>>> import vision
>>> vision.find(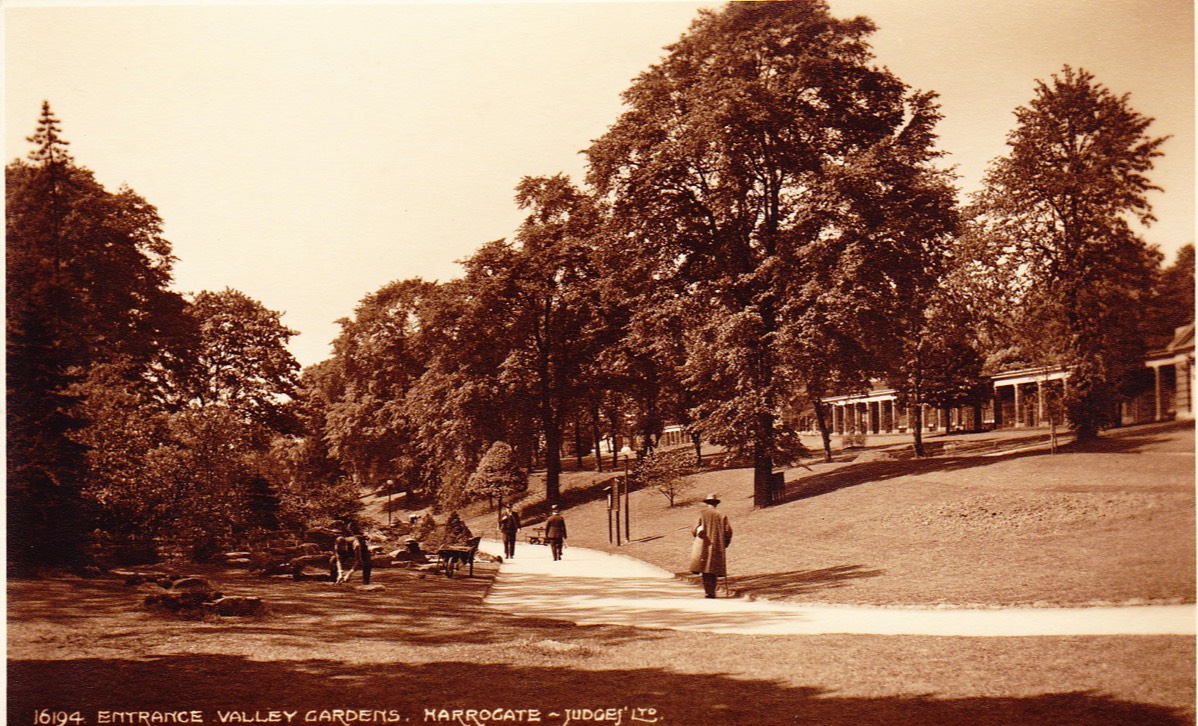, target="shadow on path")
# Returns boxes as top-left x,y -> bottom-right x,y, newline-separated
9,654 -> 1191,726
726,565 -> 884,598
